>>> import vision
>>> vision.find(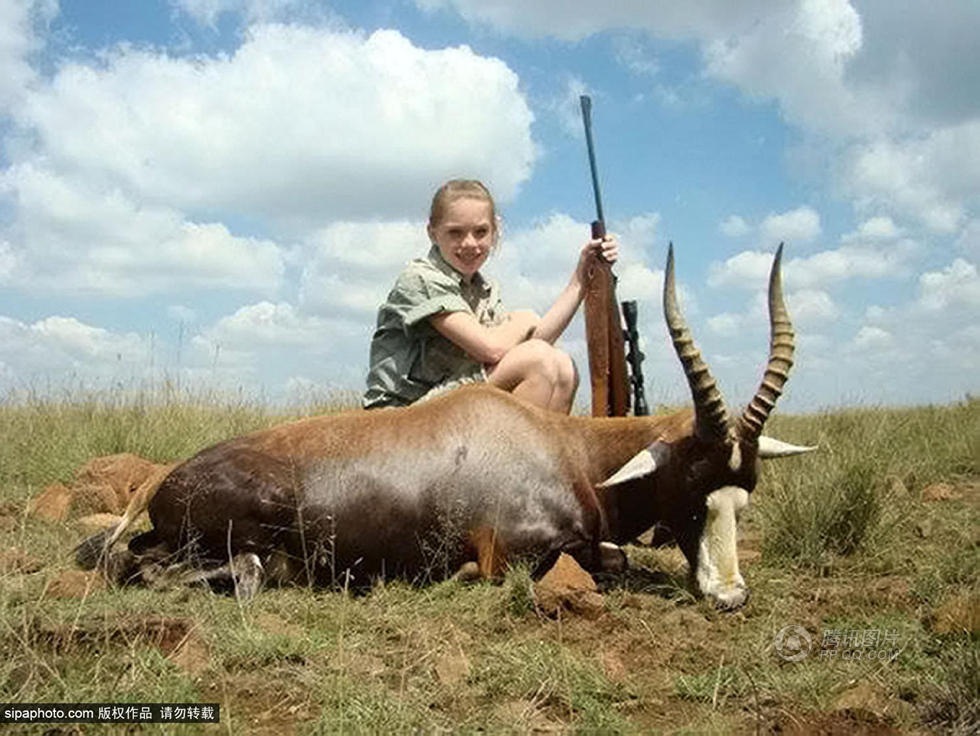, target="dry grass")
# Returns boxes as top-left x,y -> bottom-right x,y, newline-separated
1,390 -> 977,733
